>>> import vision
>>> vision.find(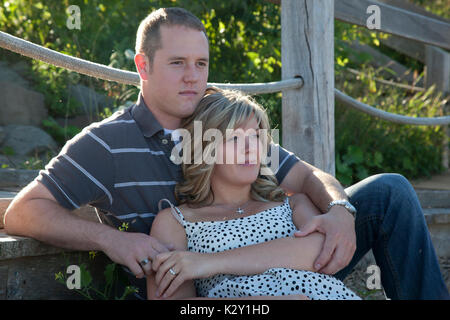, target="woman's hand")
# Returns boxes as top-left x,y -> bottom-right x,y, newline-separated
152,250 -> 217,298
